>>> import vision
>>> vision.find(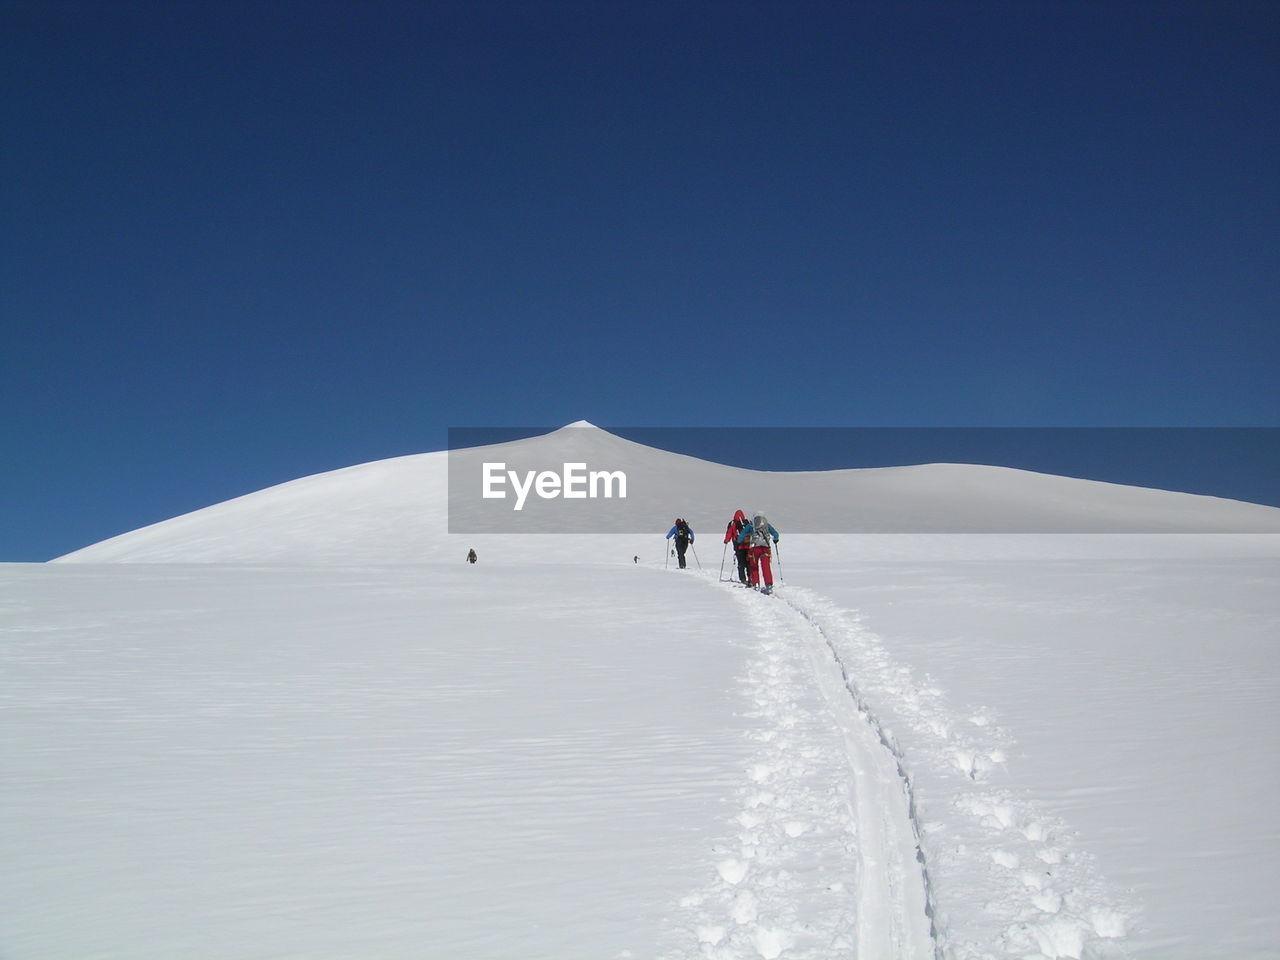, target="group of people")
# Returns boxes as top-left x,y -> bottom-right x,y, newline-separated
722,509 -> 779,594
666,510 -> 780,594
